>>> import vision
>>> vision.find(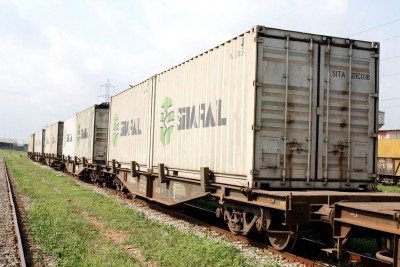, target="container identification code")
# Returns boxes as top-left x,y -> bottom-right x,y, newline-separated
332,70 -> 370,80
